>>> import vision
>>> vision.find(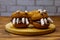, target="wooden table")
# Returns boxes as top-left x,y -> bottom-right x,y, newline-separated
0,16 -> 60,40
